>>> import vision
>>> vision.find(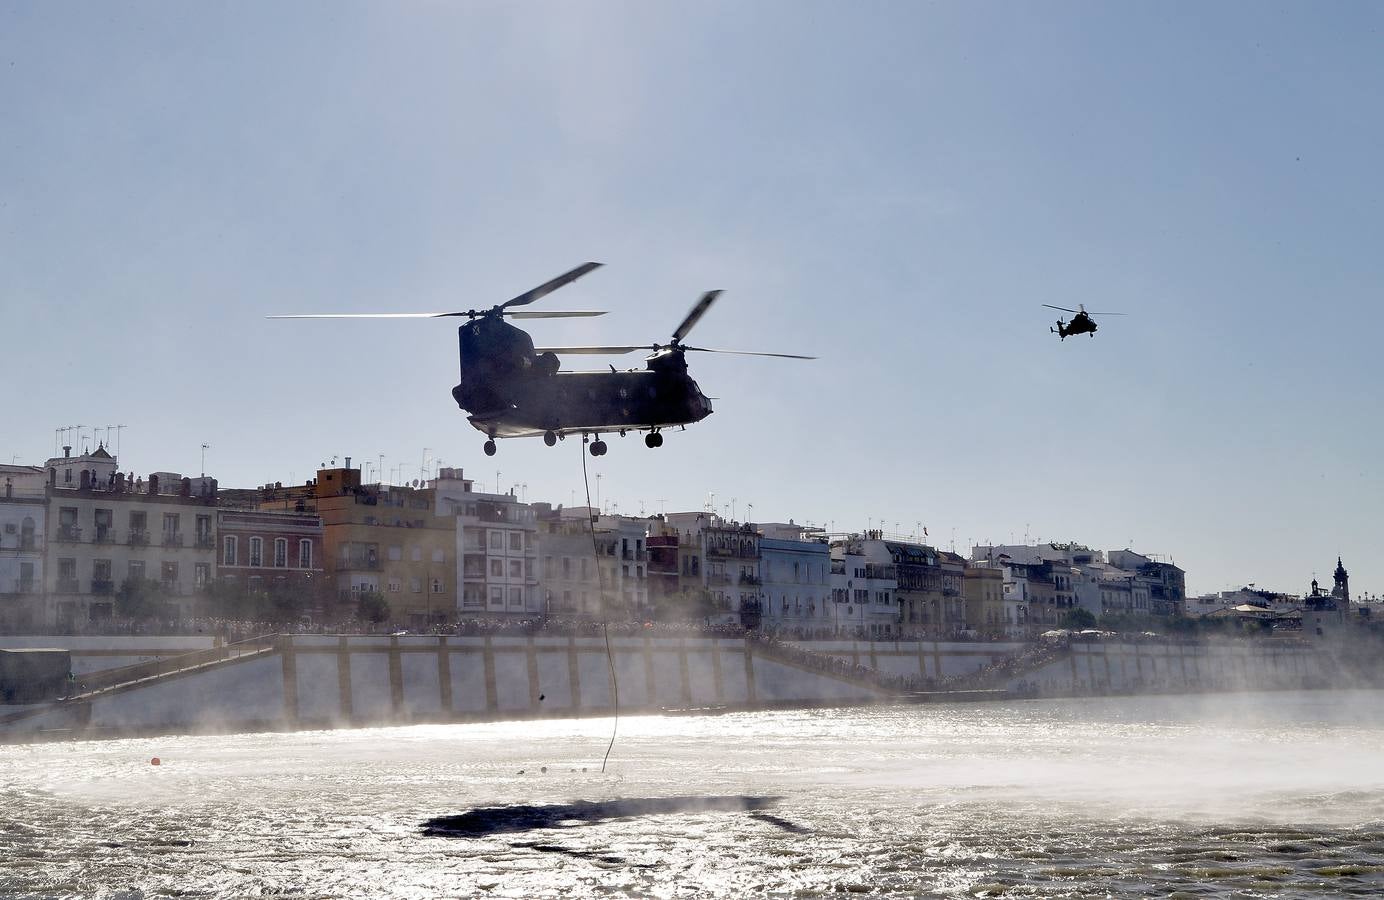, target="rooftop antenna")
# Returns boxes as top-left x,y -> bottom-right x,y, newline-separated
658,498 -> 667,516
595,473 -> 602,513
110,425 -> 126,459
201,442 -> 209,477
